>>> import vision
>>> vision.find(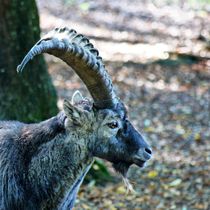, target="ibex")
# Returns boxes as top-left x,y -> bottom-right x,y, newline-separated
0,27 -> 152,210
